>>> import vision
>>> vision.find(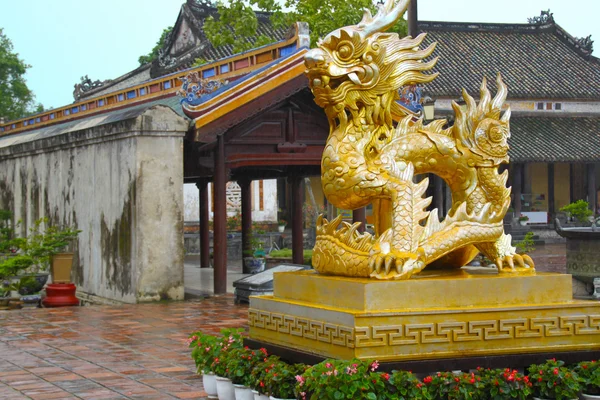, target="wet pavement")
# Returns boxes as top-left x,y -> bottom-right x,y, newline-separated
0,296 -> 247,399
0,243 -> 568,399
